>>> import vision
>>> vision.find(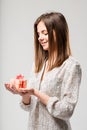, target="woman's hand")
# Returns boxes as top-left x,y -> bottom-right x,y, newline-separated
18,88 -> 35,105
5,83 -> 19,94
4,83 -> 34,96
4,83 -> 34,105
4,74 -> 27,95
5,83 -> 50,106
